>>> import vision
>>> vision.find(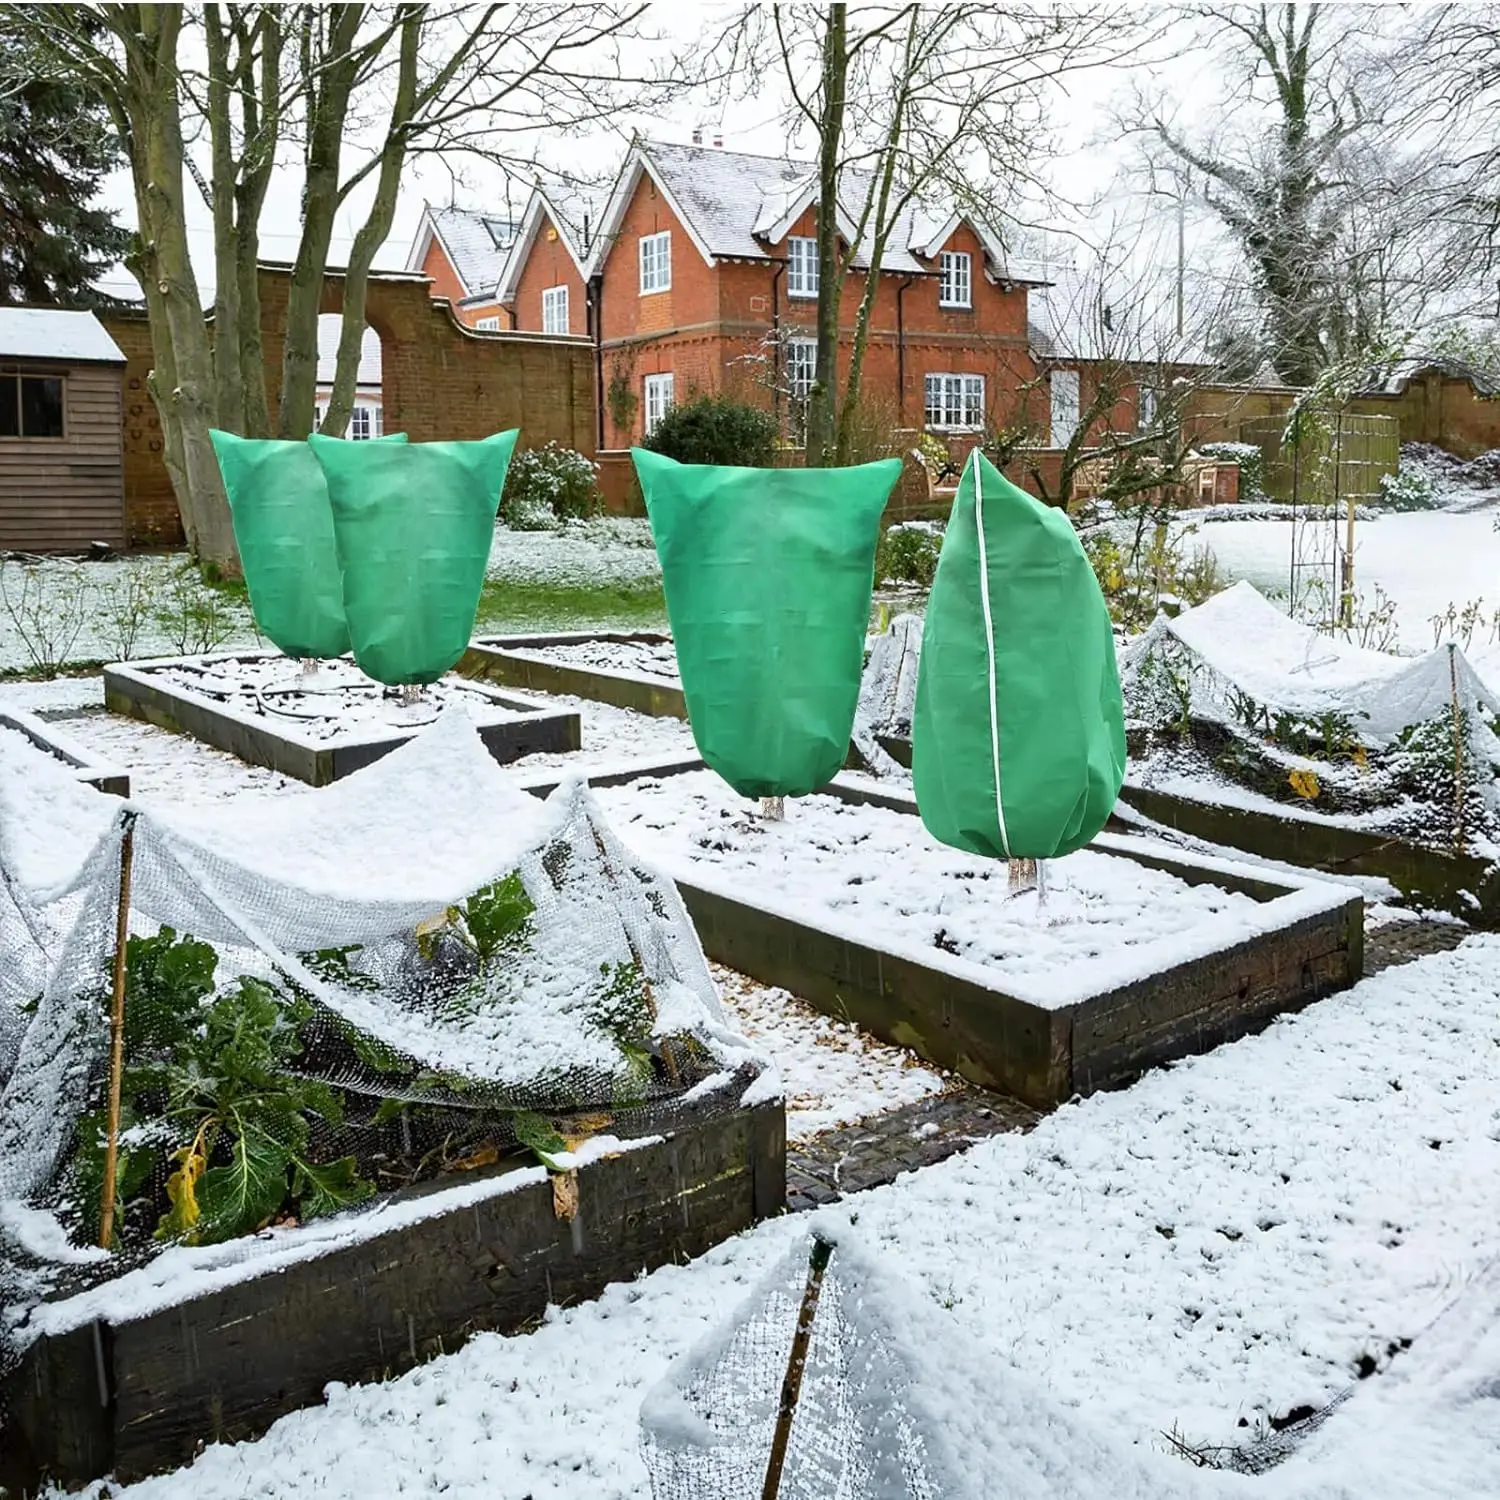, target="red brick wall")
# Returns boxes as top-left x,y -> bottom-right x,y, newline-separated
511,213 -> 588,336
102,267 -> 596,547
